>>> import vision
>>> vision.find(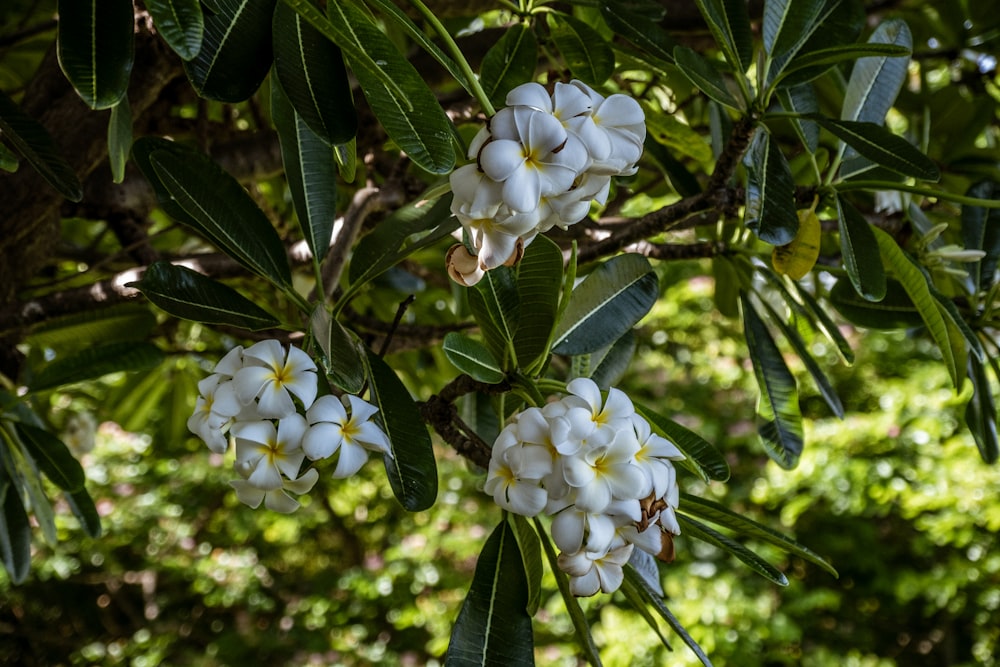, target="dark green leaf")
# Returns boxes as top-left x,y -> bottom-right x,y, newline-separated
132,137 -> 202,225
57,0 -> 134,109
965,356 -> 999,464
0,90 -> 82,201
829,277 -> 923,329
811,116 -> 939,181
601,2 -> 676,68
507,513 -> 543,616
692,0 -> 752,73
553,254 -> 658,356
29,342 -> 165,393
367,351 -> 437,512
445,520 -> 534,666
128,261 -> 280,330
841,19 -> 911,124
618,559 -> 673,650
107,97 -> 131,184
443,333 -> 505,384
513,235 -> 563,370
0,476 -> 31,584
146,0 -> 204,60
635,402 -> 730,482
183,0 -> 276,102
623,565 -> 713,667
271,76 -> 338,260
643,138 -> 702,197
786,281 -> 855,365
65,486 -> 102,538
777,84 -> 819,152
273,1 -> 357,145
26,304 -> 156,351
836,194 -> 887,301
673,46 -> 742,110
480,24 -> 538,109
679,515 -> 789,585
148,146 -> 293,287
712,255 -> 743,318
469,267 -> 521,370
776,43 -> 910,86
680,493 -> 838,576
769,0 -> 866,88
961,181 -> 1000,293
761,0 -> 826,84
13,423 -> 85,492
742,294 -> 803,469
588,330 -> 637,390
310,307 -> 367,394
0,143 -> 18,172
547,13 -> 615,86
743,131 -> 799,246
931,288 -> 983,363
